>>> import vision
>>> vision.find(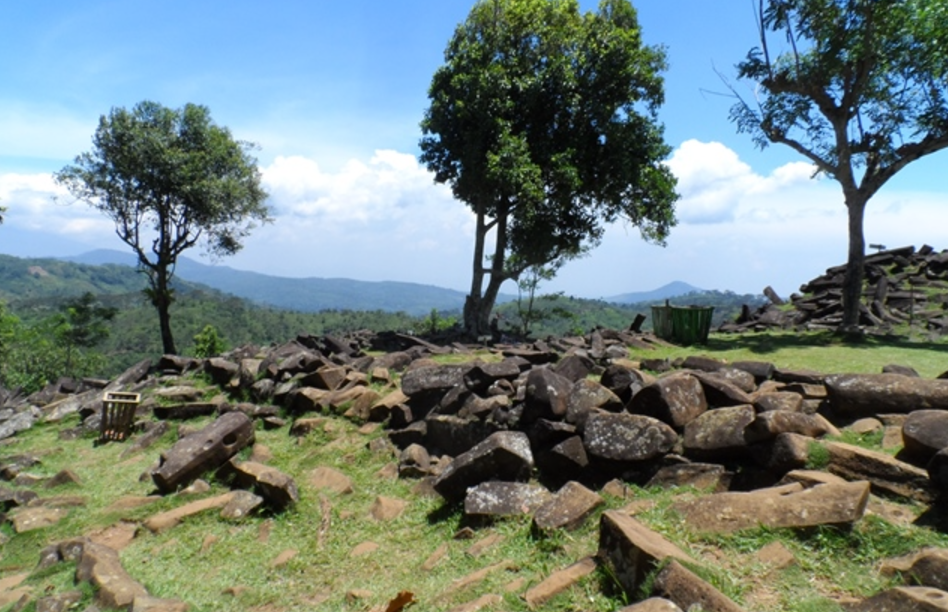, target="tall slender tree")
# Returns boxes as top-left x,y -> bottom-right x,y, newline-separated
57,101 -> 271,354
420,0 -> 678,337
730,0 -> 948,331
